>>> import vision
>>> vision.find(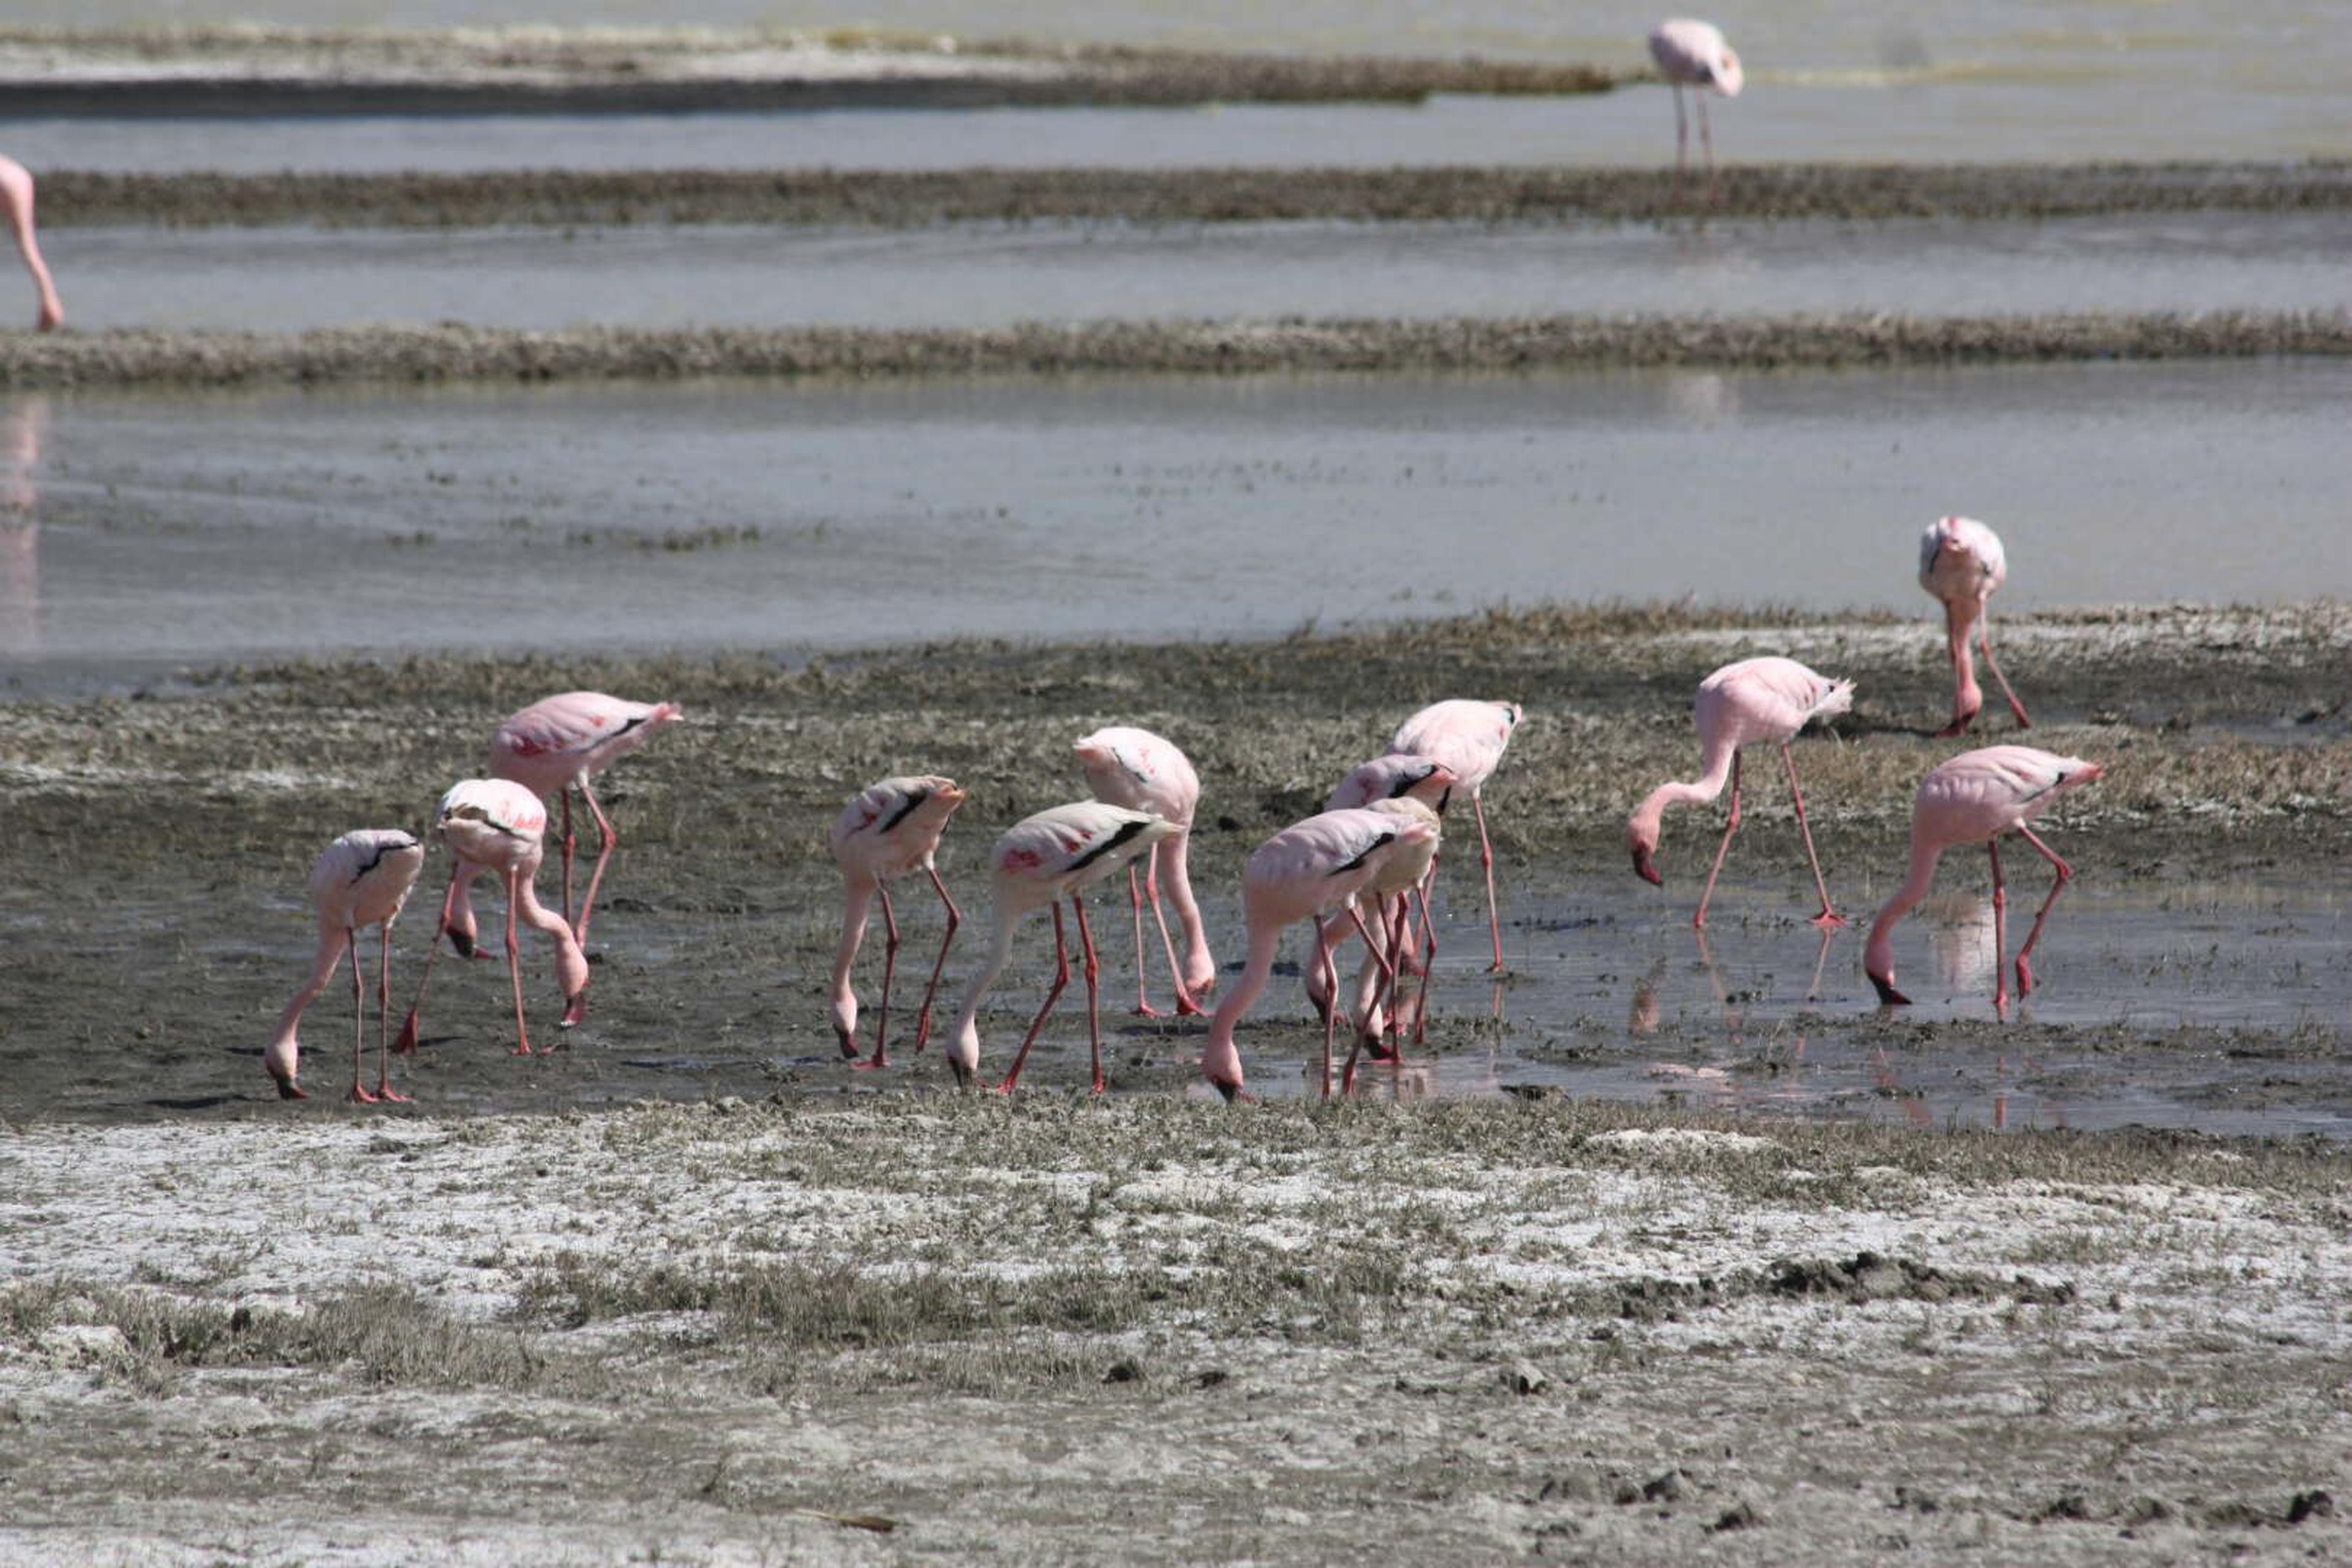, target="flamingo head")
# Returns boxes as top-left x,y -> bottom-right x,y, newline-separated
1868,968 -> 1912,1007
1711,47 -> 1743,97
947,1020 -> 980,1088
1628,819 -> 1664,886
